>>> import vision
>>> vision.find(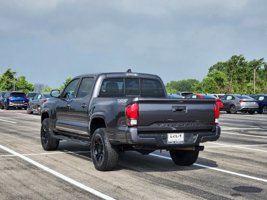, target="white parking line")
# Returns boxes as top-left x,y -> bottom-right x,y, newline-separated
221,127 -> 265,131
150,153 -> 267,184
206,143 -> 267,153
0,145 -> 115,200
0,118 -> 17,124
206,143 -> 267,148
223,132 -> 267,139
0,151 -> 91,157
